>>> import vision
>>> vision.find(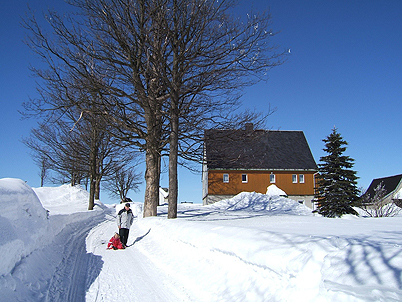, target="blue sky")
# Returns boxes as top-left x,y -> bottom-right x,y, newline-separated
1,0 -> 401,204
